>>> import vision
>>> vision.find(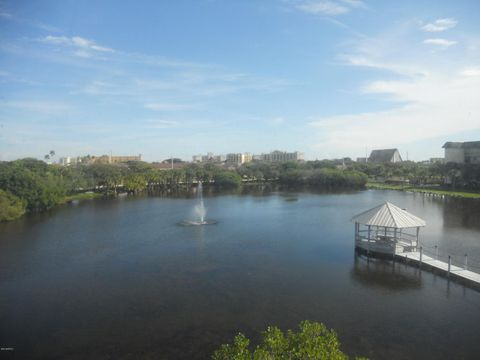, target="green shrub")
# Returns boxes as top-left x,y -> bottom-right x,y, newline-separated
213,320 -> 367,360
0,189 -> 27,221
214,171 -> 242,188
